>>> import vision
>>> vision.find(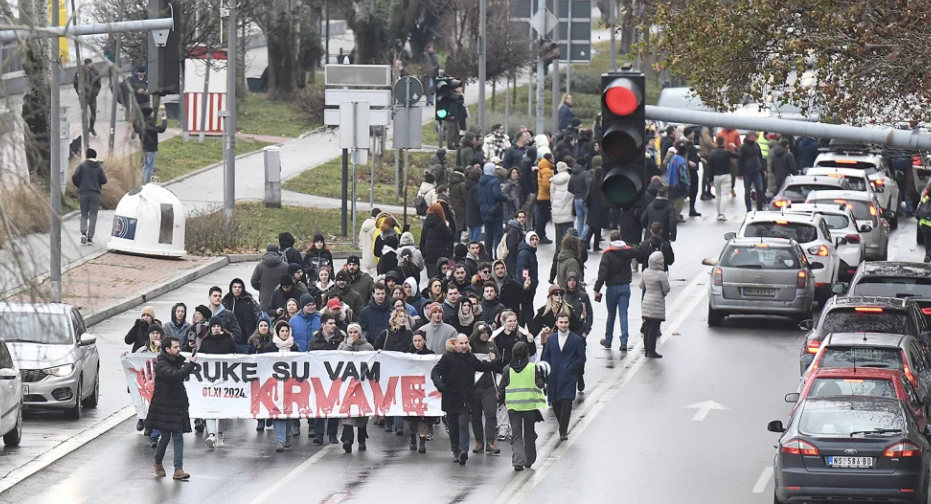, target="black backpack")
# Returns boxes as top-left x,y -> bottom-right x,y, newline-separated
414,195 -> 428,216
